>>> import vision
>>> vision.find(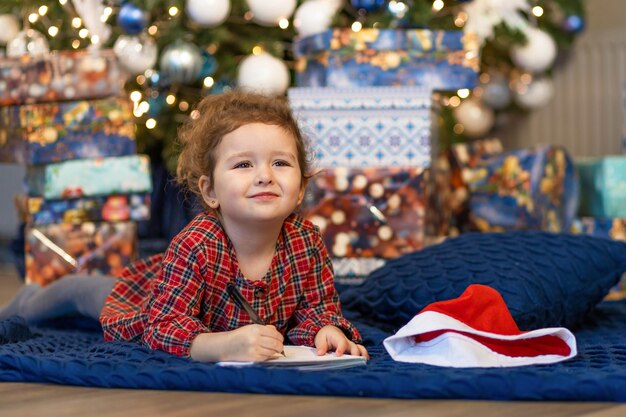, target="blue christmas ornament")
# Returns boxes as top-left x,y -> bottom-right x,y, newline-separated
117,3 -> 148,35
199,51 -> 218,78
563,15 -> 584,33
350,0 -> 387,12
